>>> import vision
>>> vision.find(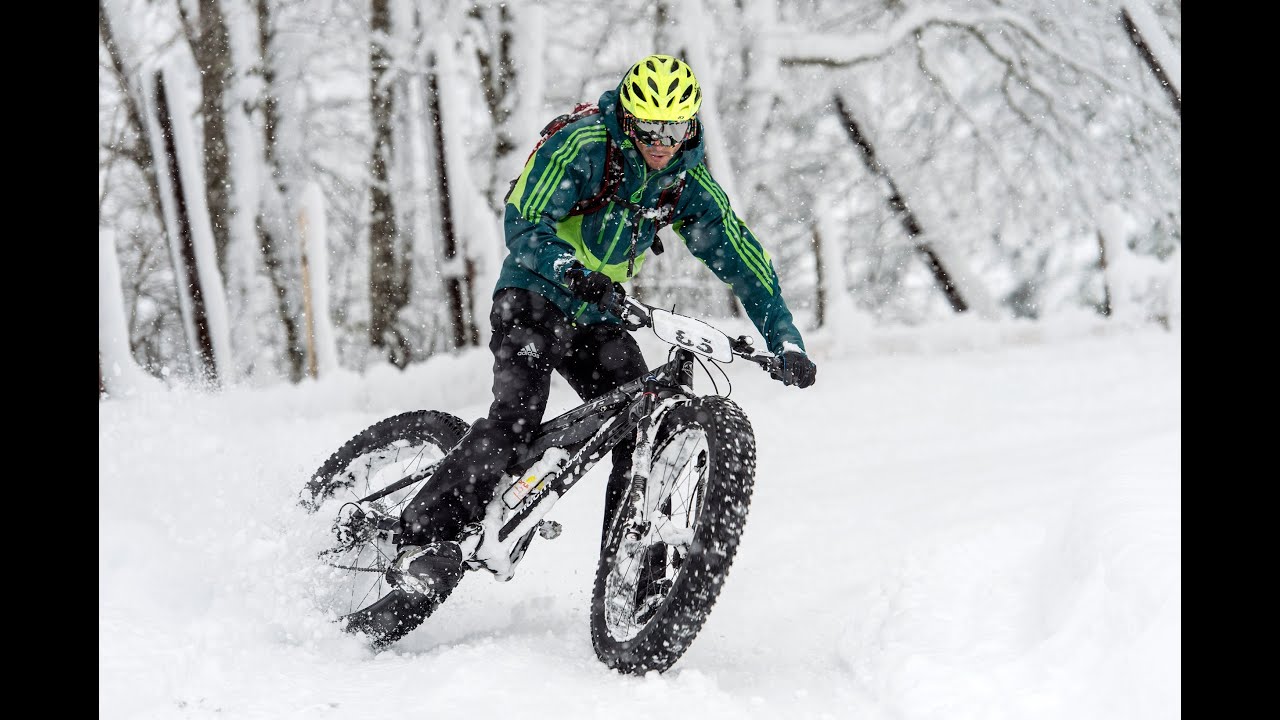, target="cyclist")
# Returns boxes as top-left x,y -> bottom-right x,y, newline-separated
348,54 -> 817,641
